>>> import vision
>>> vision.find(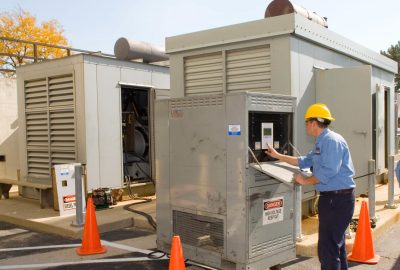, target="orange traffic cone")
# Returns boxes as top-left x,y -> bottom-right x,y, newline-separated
76,197 -> 106,255
169,235 -> 186,270
347,201 -> 380,264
